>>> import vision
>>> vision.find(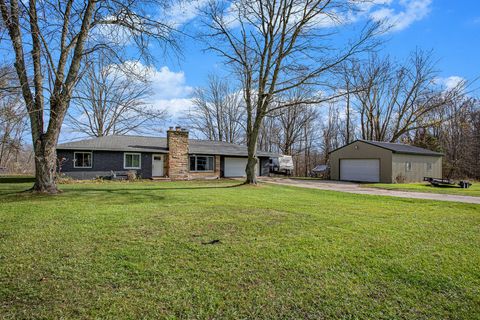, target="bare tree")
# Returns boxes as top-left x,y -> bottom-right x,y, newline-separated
320,101 -> 342,160
185,75 -> 245,143
0,65 -> 27,169
434,97 -> 480,179
67,55 -> 167,137
347,51 -> 464,142
205,0 -> 380,183
0,0 -> 176,193
258,113 -> 280,153
338,61 -> 356,143
275,89 -> 318,156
